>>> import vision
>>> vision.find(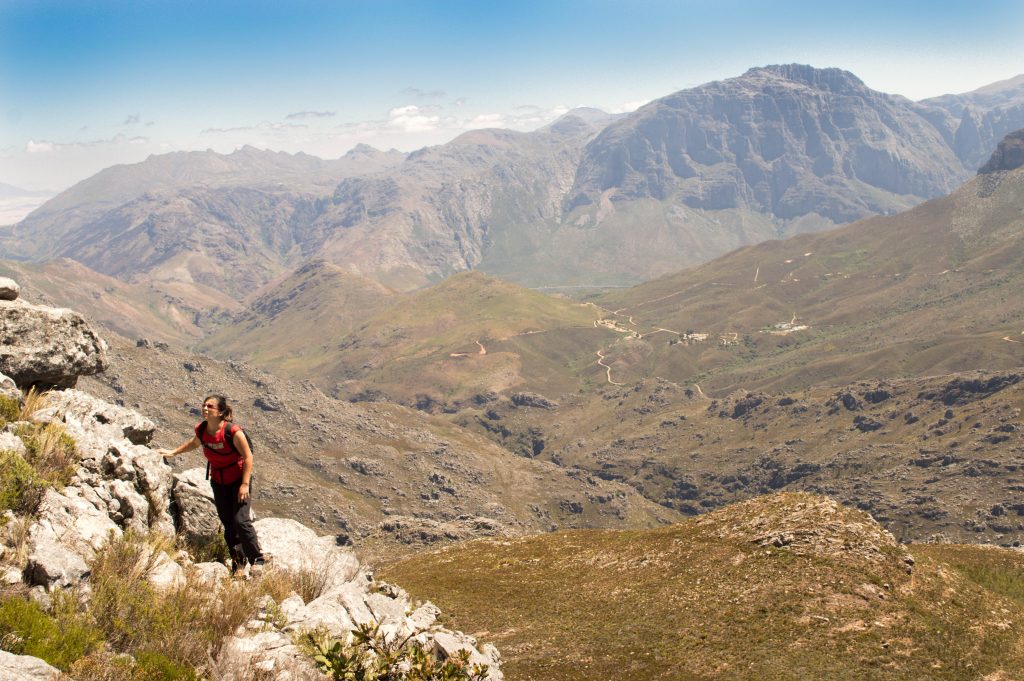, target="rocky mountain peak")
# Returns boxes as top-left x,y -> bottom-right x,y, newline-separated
742,63 -> 867,93
979,128 -> 1024,173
